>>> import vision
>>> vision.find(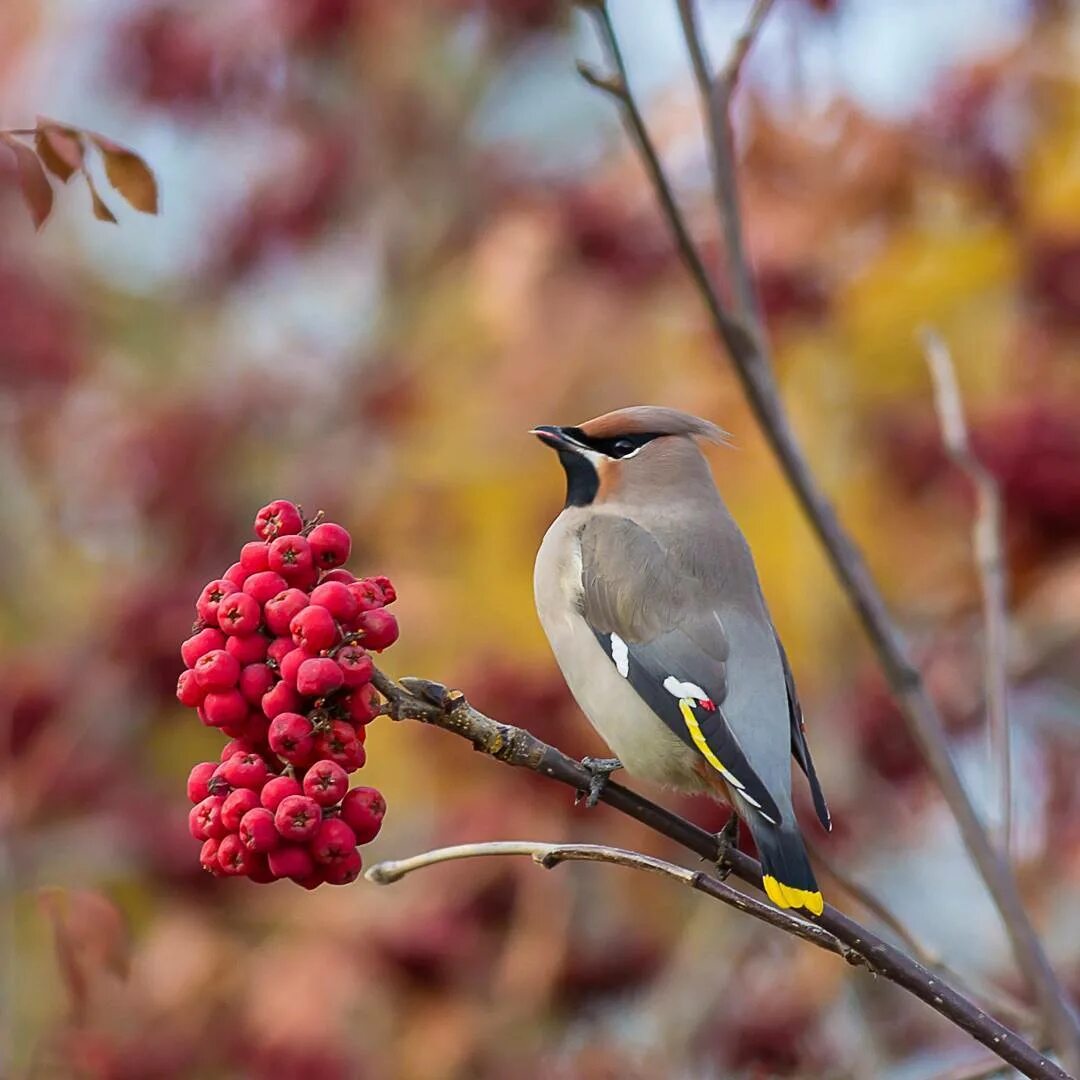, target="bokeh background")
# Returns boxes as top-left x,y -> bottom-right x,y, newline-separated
3,1 -> 1080,1076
